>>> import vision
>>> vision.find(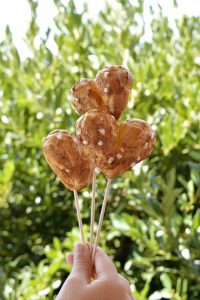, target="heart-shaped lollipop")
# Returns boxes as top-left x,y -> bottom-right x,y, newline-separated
43,129 -> 93,191
71,65 -> 133,120
76,110 -> 156,179
43,129 -> 94,243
